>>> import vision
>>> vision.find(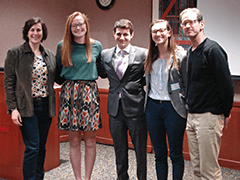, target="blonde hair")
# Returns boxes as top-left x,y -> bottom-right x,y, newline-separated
145,19 -> 178,74
61,11 -> 92,68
